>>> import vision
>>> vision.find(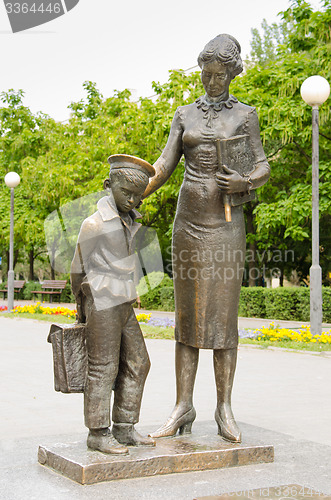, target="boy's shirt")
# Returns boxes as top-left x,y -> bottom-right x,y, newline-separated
71,190 -> 142,311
